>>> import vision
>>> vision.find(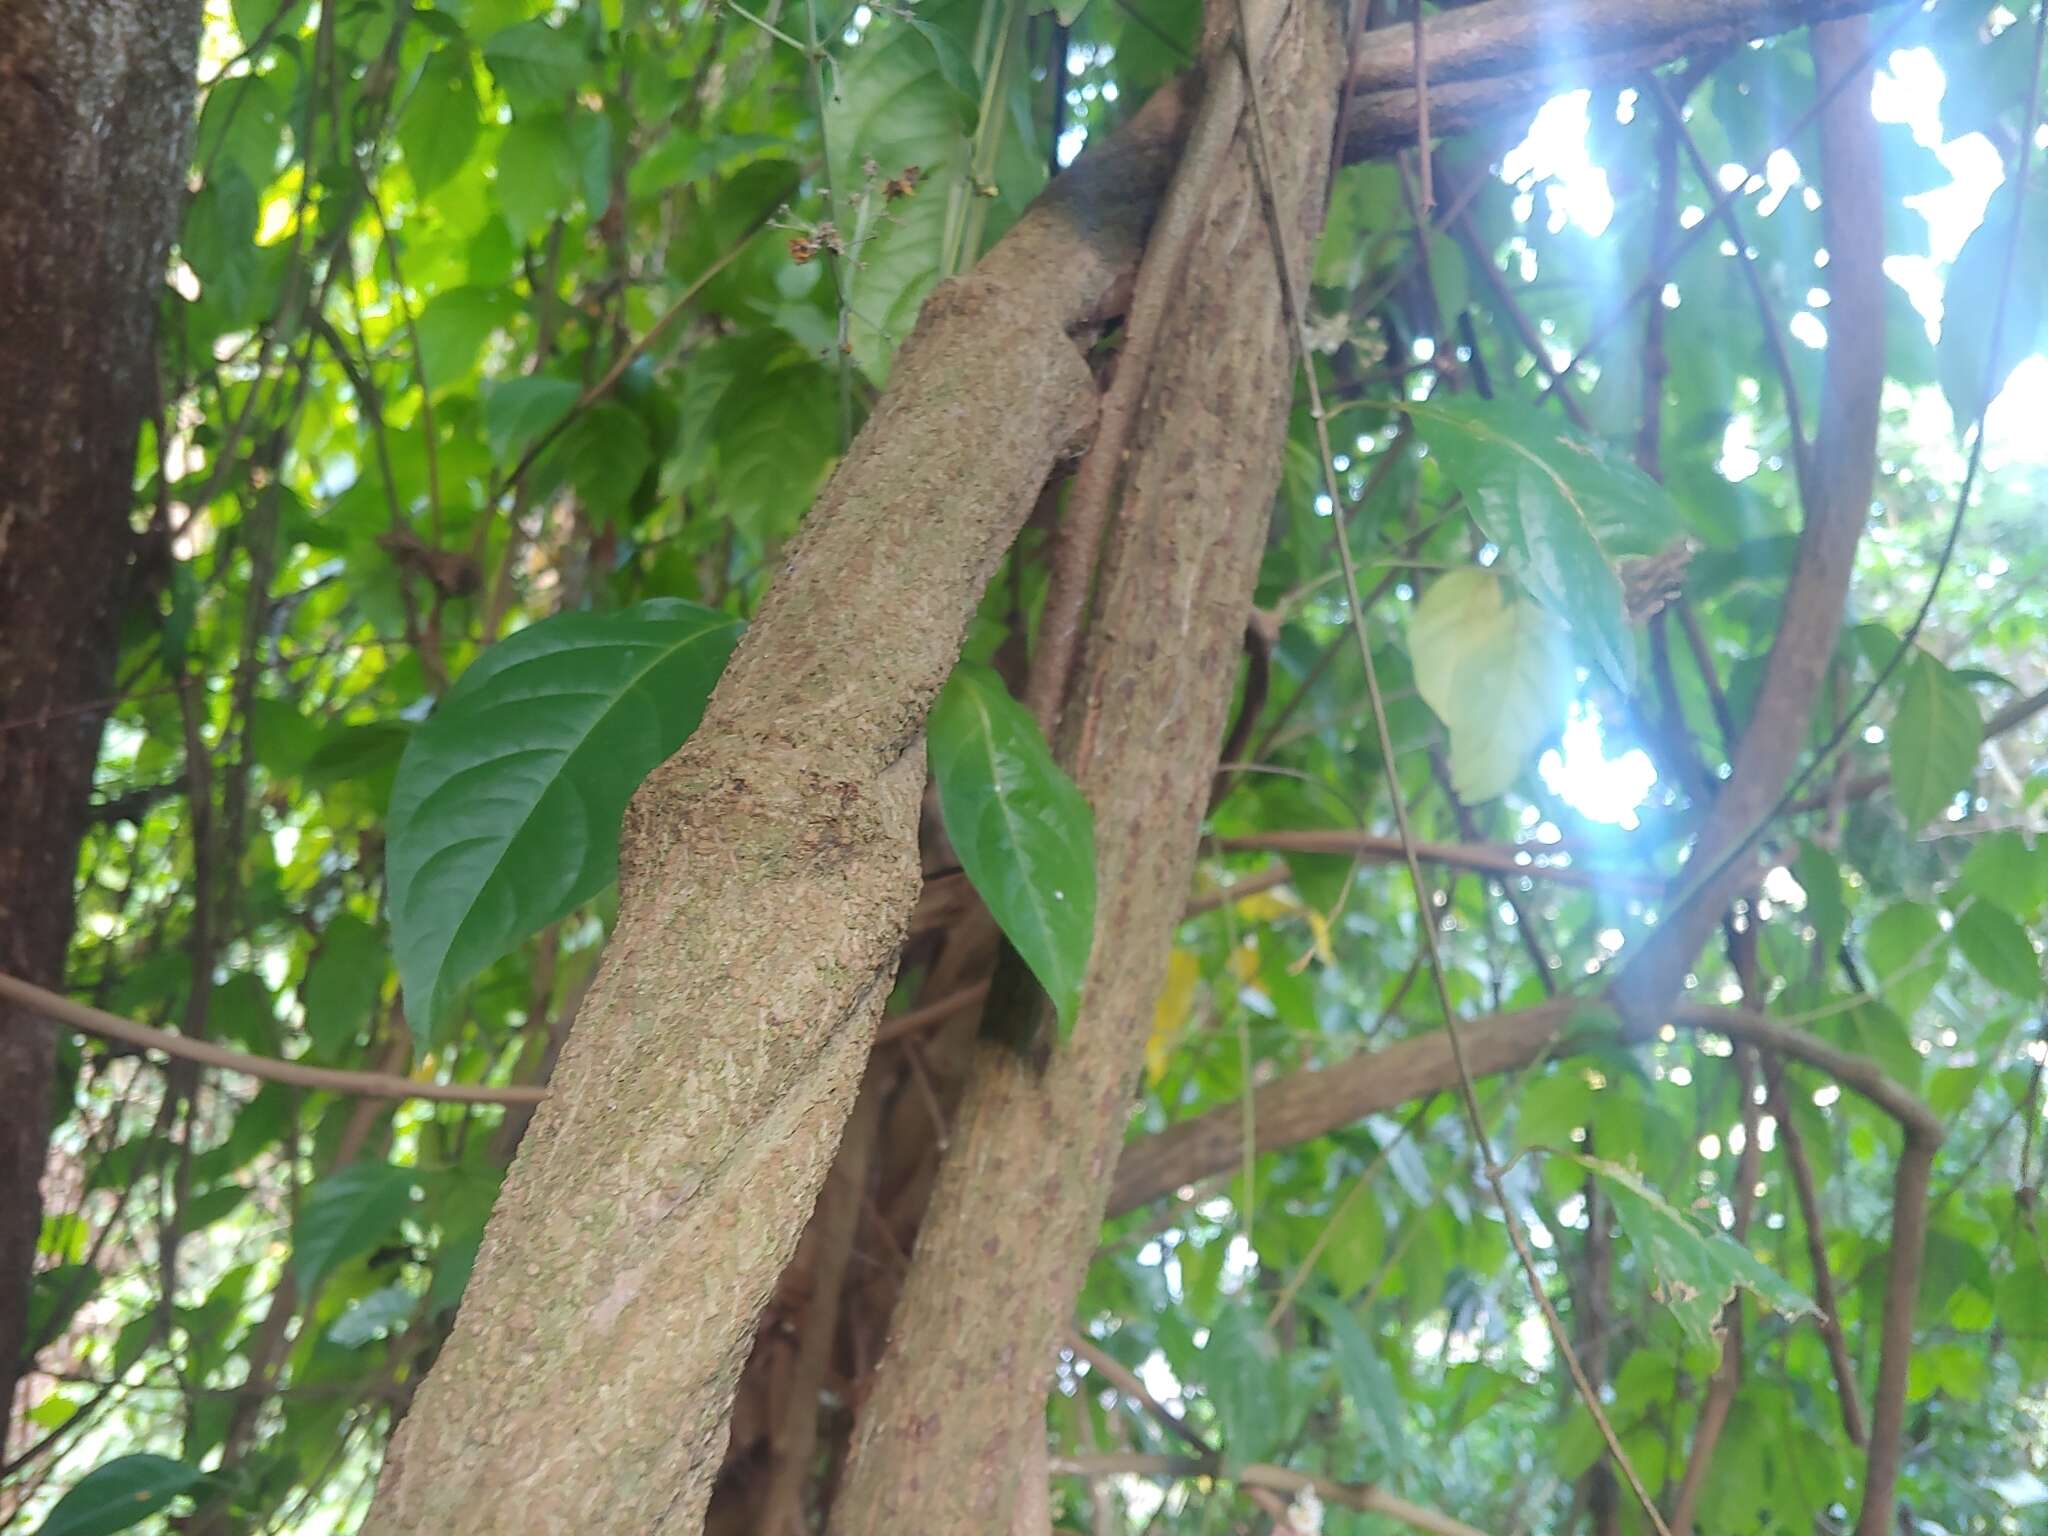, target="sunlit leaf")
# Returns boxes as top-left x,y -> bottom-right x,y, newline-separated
1406,397 -> 1676,685
1937,174 -> 2048,430
1409,568 -> 1574,800
1866,900 -> 1948,1019
415,287 -> 518,395
1146,947 -> 1201,1085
